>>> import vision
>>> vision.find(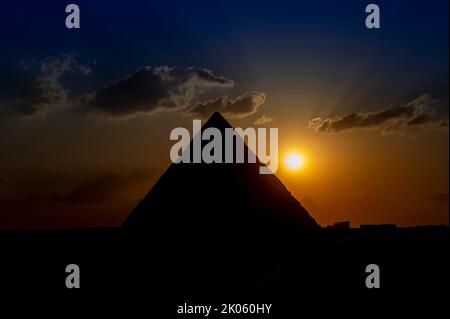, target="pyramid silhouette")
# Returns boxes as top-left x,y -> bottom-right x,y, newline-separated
123,112 -> 319,242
